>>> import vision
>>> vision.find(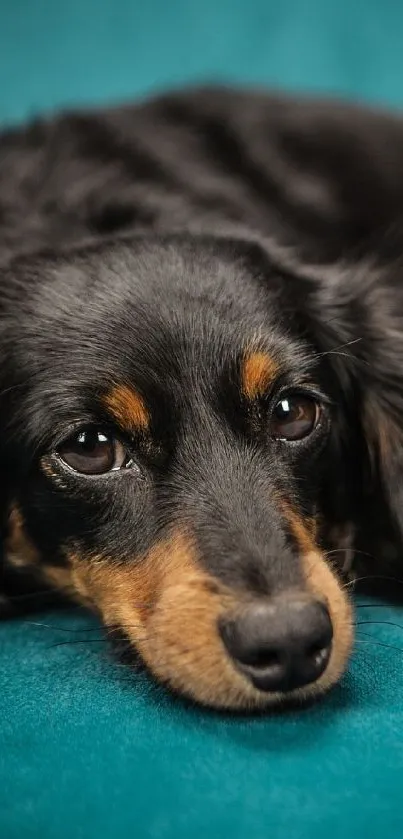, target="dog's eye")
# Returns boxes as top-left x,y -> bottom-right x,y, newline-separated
57,428 -> 131,475
270,395 -> 320,441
